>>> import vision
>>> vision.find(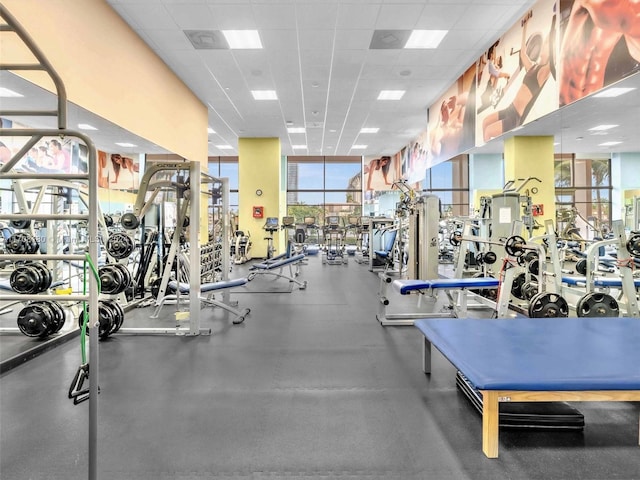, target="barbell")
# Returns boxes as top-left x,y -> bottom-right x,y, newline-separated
448,232 -> 539,258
